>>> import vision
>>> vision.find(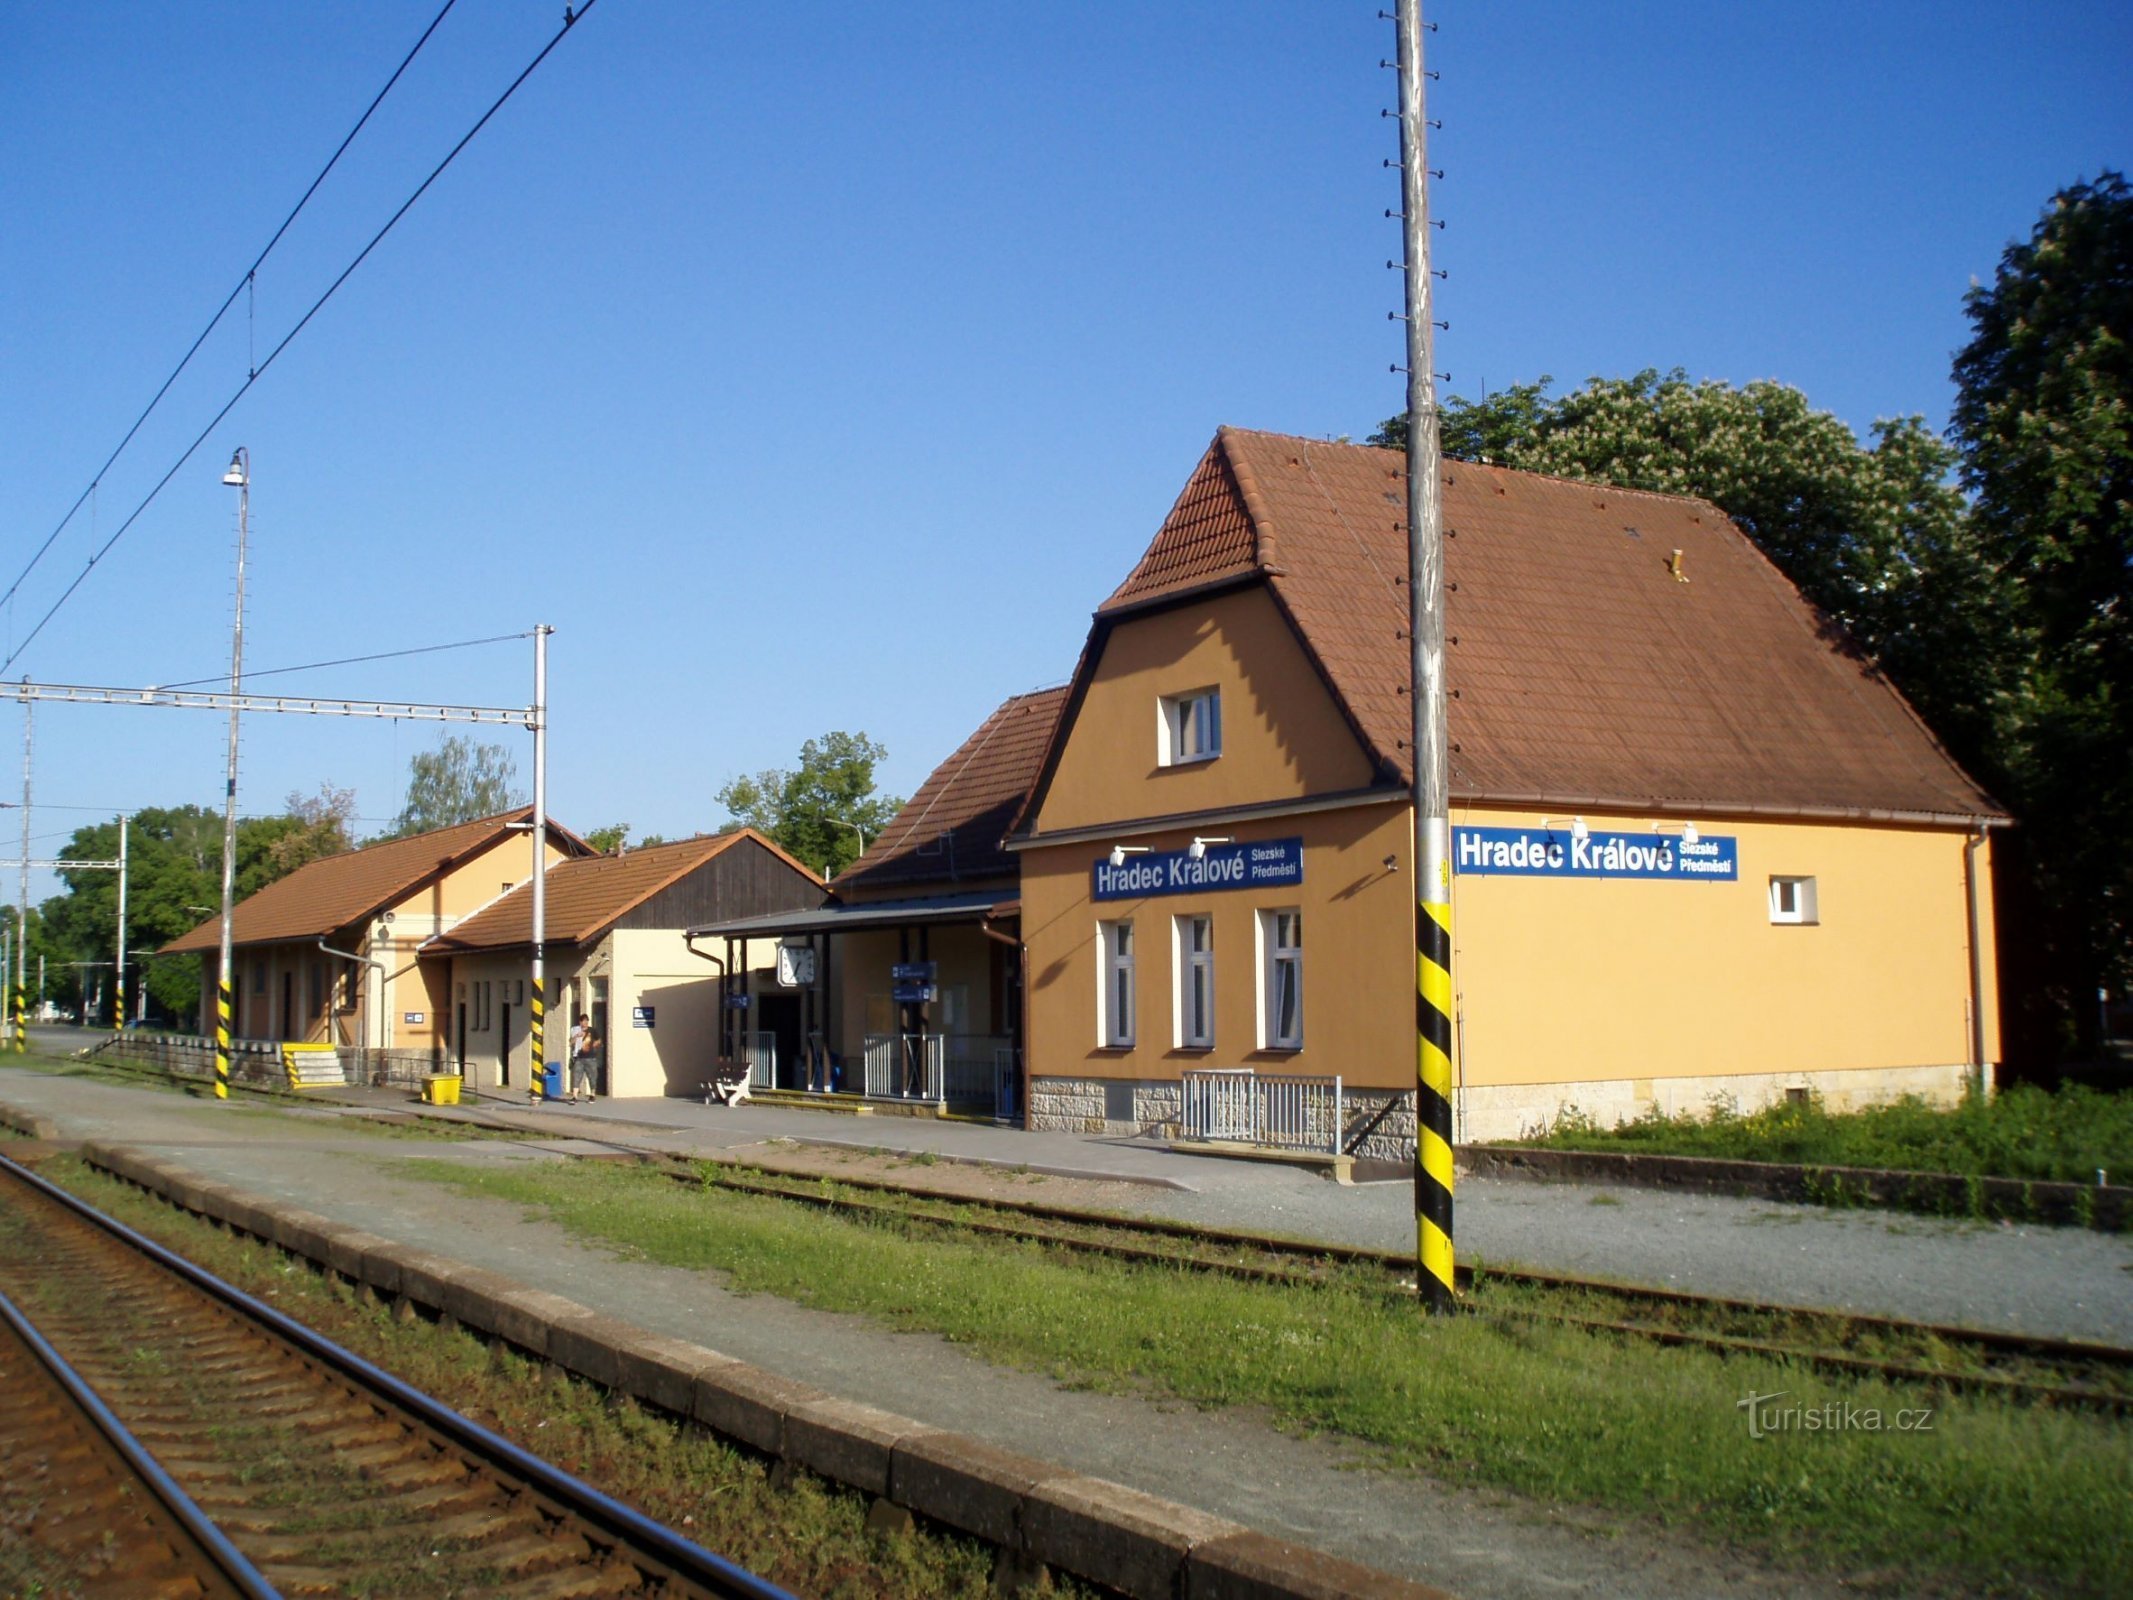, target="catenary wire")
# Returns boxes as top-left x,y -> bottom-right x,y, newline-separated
0,0 -> 598,680
0,0 -> 462,618
147,629 -> 535,693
